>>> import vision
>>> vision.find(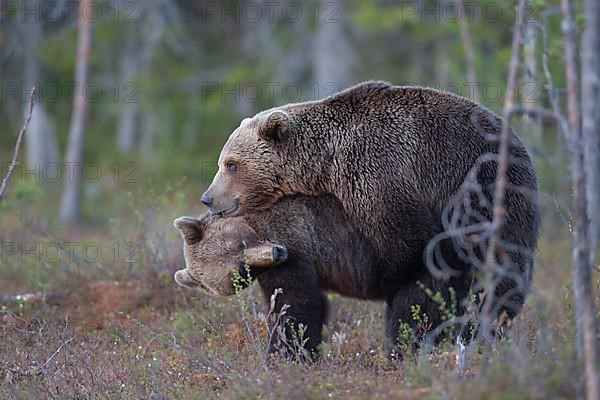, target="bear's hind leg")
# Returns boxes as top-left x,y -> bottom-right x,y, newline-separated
384,274 -> 471,360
